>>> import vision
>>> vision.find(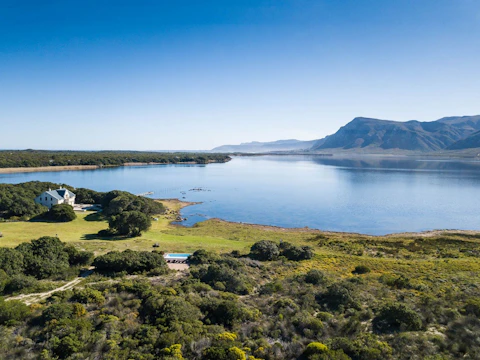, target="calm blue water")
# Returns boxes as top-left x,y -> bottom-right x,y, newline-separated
1,155 -> 480,235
